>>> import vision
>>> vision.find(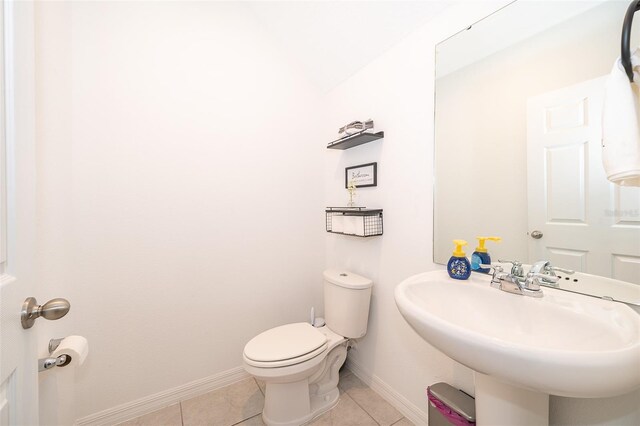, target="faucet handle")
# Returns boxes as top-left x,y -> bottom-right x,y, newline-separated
481,264 -> 504,287
547,266 -> 575,275
527,272 -> 559,283
524,272 -> 560,293
480,264 -> 503,275
526,271 -> 560,289
480,263 -> 501,270
497,259 -> 524,277
531,260 -> 576,277
531,260 -> 575,277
